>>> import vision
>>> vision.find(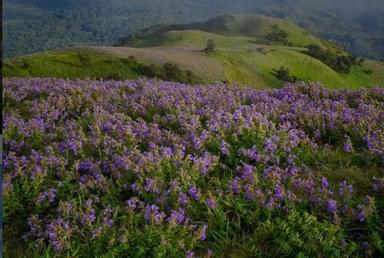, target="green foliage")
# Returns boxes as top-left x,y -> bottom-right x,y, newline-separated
4,13 -> 384,89
306,44 -> 363,73
204,39 -> 216,53
3,50 -> 203,84
134,61 -> 202,84
274,66 -> 300,83
265,25 -> 289,45
4,2 -> 384,60
252,210 -> 357,257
